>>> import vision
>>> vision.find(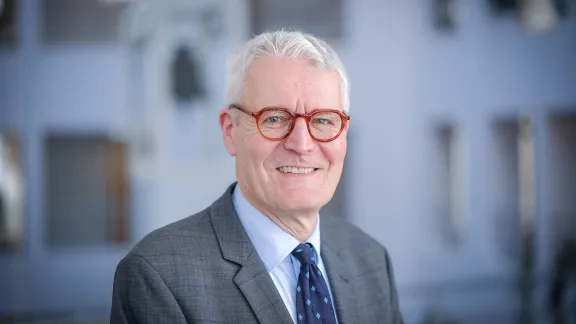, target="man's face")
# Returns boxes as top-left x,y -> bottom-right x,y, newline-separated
220,57 -> 348,215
